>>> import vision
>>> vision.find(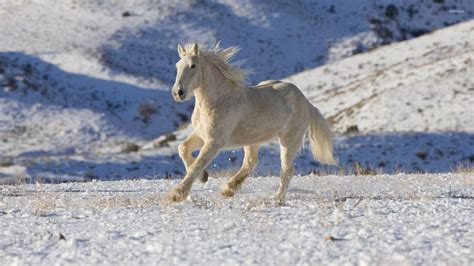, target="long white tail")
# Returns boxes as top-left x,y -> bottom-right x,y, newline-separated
308,105 -> 337,165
